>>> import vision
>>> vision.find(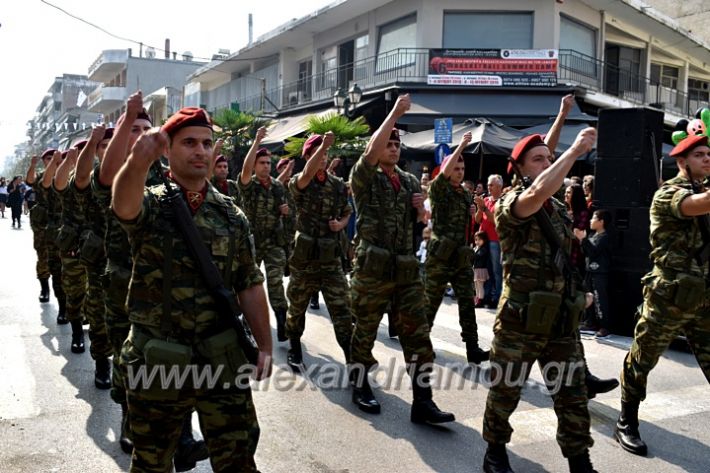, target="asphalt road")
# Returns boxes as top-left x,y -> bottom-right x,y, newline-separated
1,221 -> 708,472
